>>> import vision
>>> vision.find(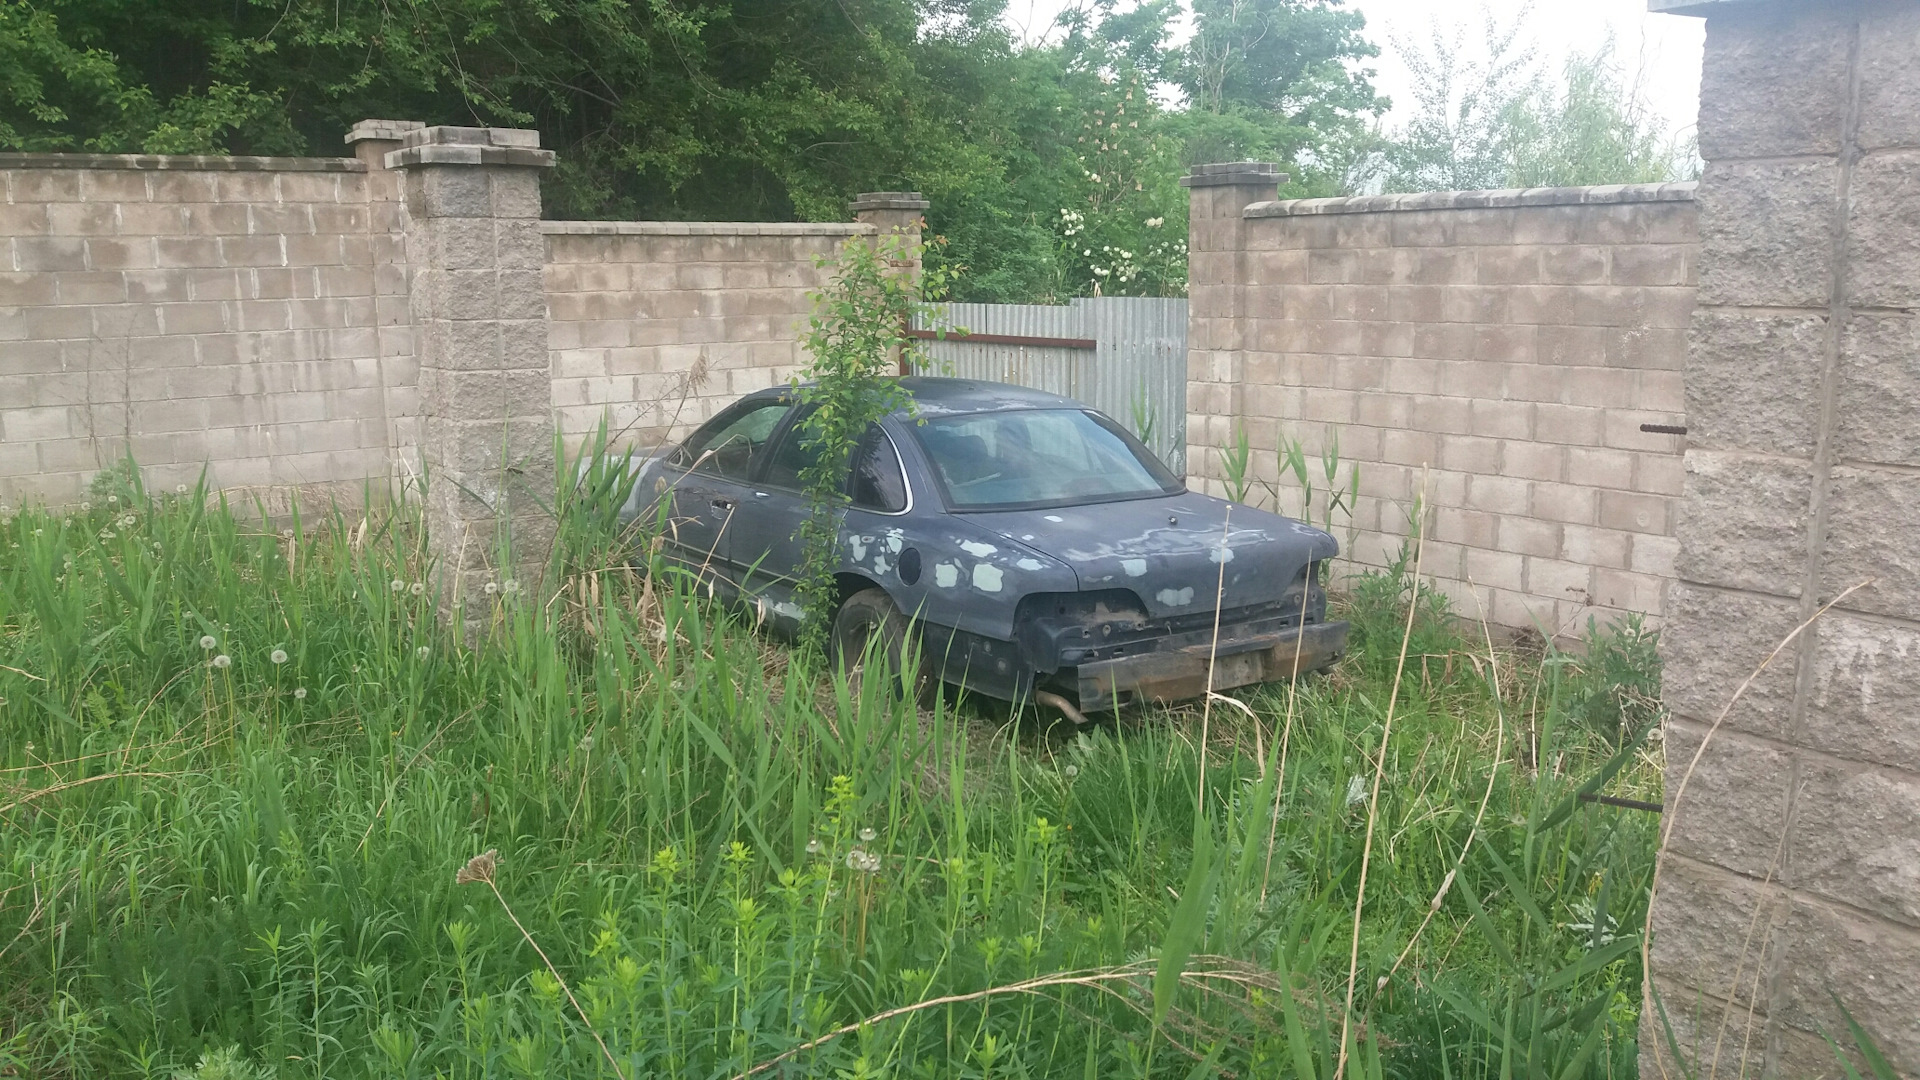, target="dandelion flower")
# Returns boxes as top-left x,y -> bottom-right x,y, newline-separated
293,687 -> 307,700
416,646 -> 431,660
859,827 -> 877,843
409,582 -> 425,597
211,654 -> 232,669
200,635 -> 217,650
270,649 -> 288,665
390,579 -> 405,592
806,839 -> 823,855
